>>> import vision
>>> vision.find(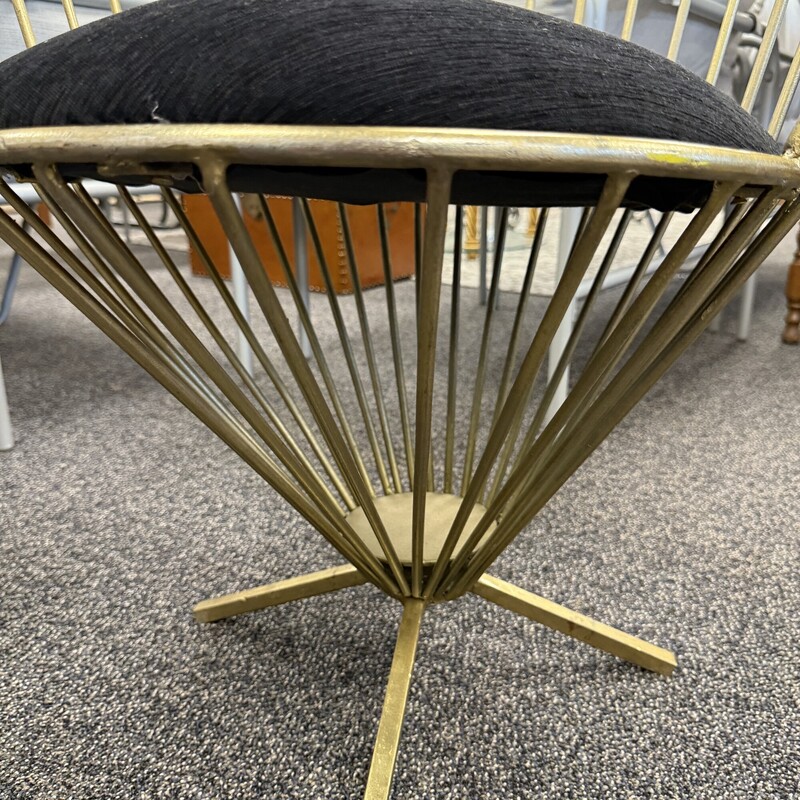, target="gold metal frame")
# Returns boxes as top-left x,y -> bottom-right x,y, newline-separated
4,0 -> 800,796
2,124 -> 800,798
